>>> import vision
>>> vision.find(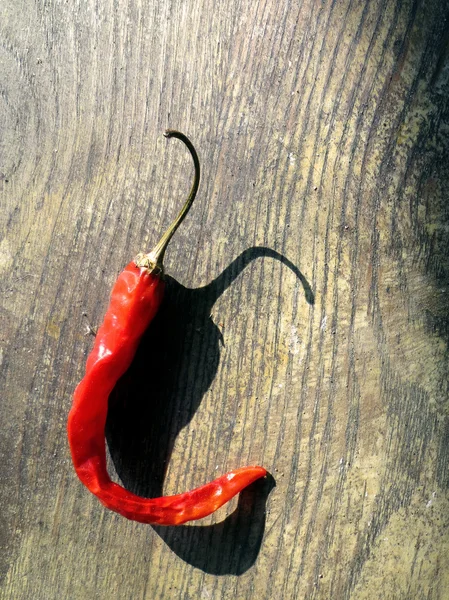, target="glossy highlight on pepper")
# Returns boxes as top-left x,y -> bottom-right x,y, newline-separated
67,130 -> 267,525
